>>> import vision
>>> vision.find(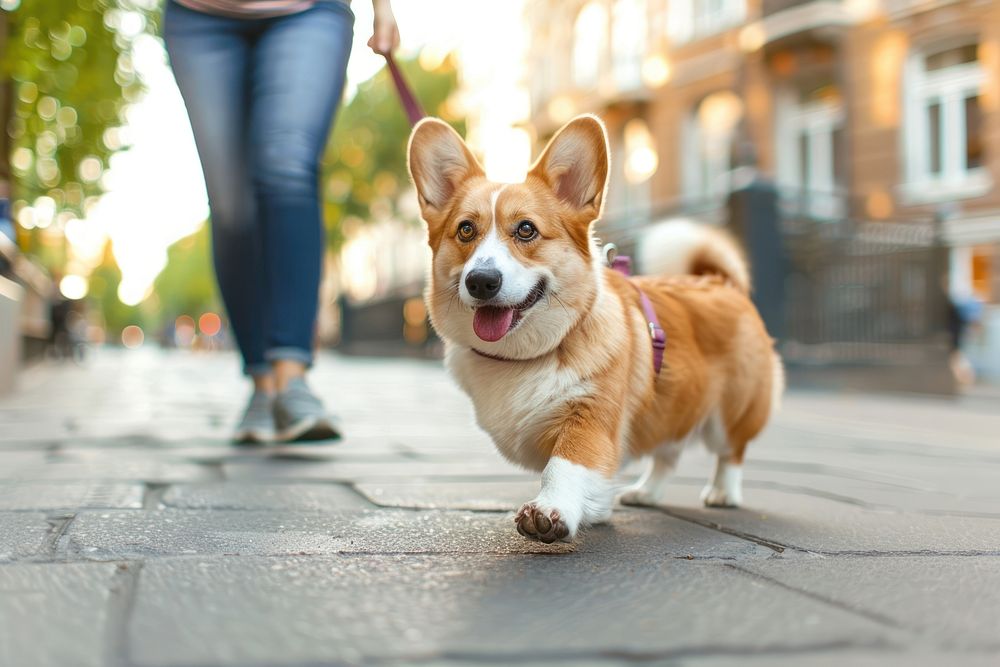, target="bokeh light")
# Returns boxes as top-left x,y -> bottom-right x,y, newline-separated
547,95 -> 576,124
641,54 -> 671,88
198,312 -> 222,337
175,315 -> 196,347
59,274 -> 89,300
121,325 -> 145,349
624,119 -> 658,184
